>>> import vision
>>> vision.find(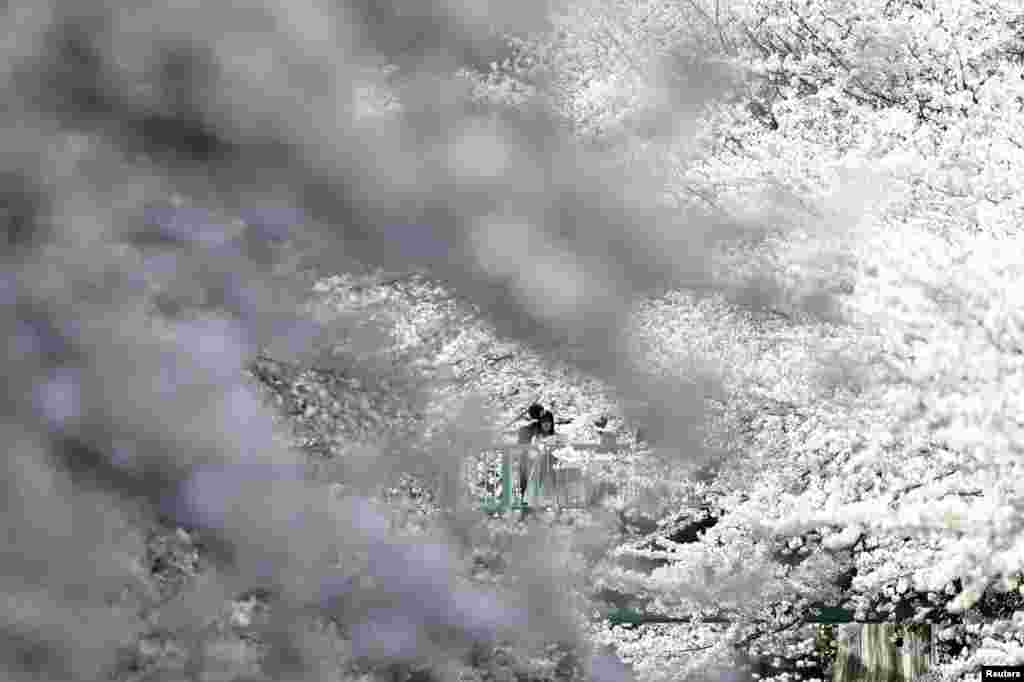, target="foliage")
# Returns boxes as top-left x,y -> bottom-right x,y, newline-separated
6,0 -> 1024,679
456,0 -> 1024,678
